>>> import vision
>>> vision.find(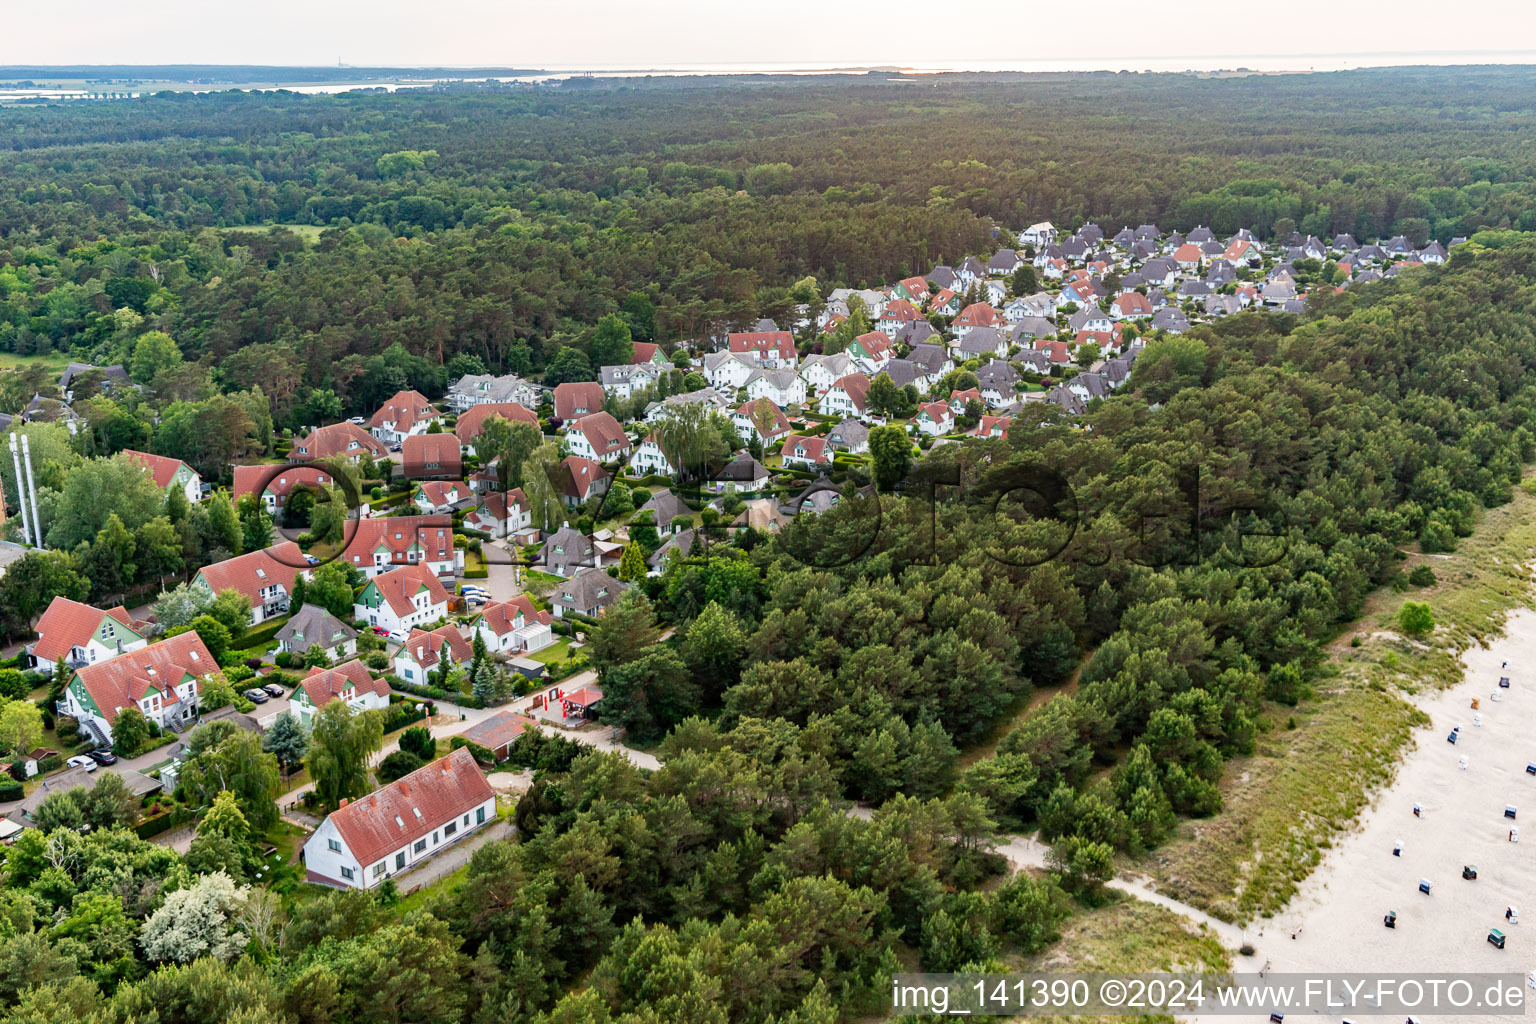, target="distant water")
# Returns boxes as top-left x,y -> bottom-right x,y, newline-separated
5,51 -> 1536,101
